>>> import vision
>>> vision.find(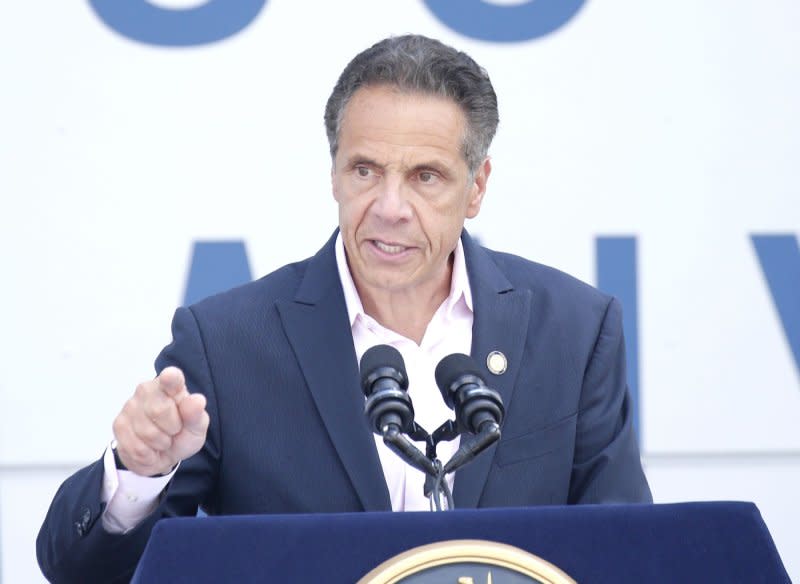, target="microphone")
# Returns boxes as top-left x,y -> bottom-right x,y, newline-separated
435,353 -> 505,474
435,353 -> 505,434
360,345 -> 436,476
360,344 -> 414,434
